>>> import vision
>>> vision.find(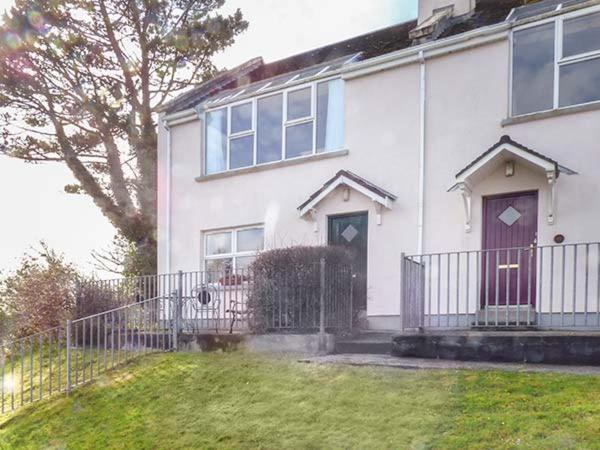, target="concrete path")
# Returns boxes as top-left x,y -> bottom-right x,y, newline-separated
299,354 -> 600,376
